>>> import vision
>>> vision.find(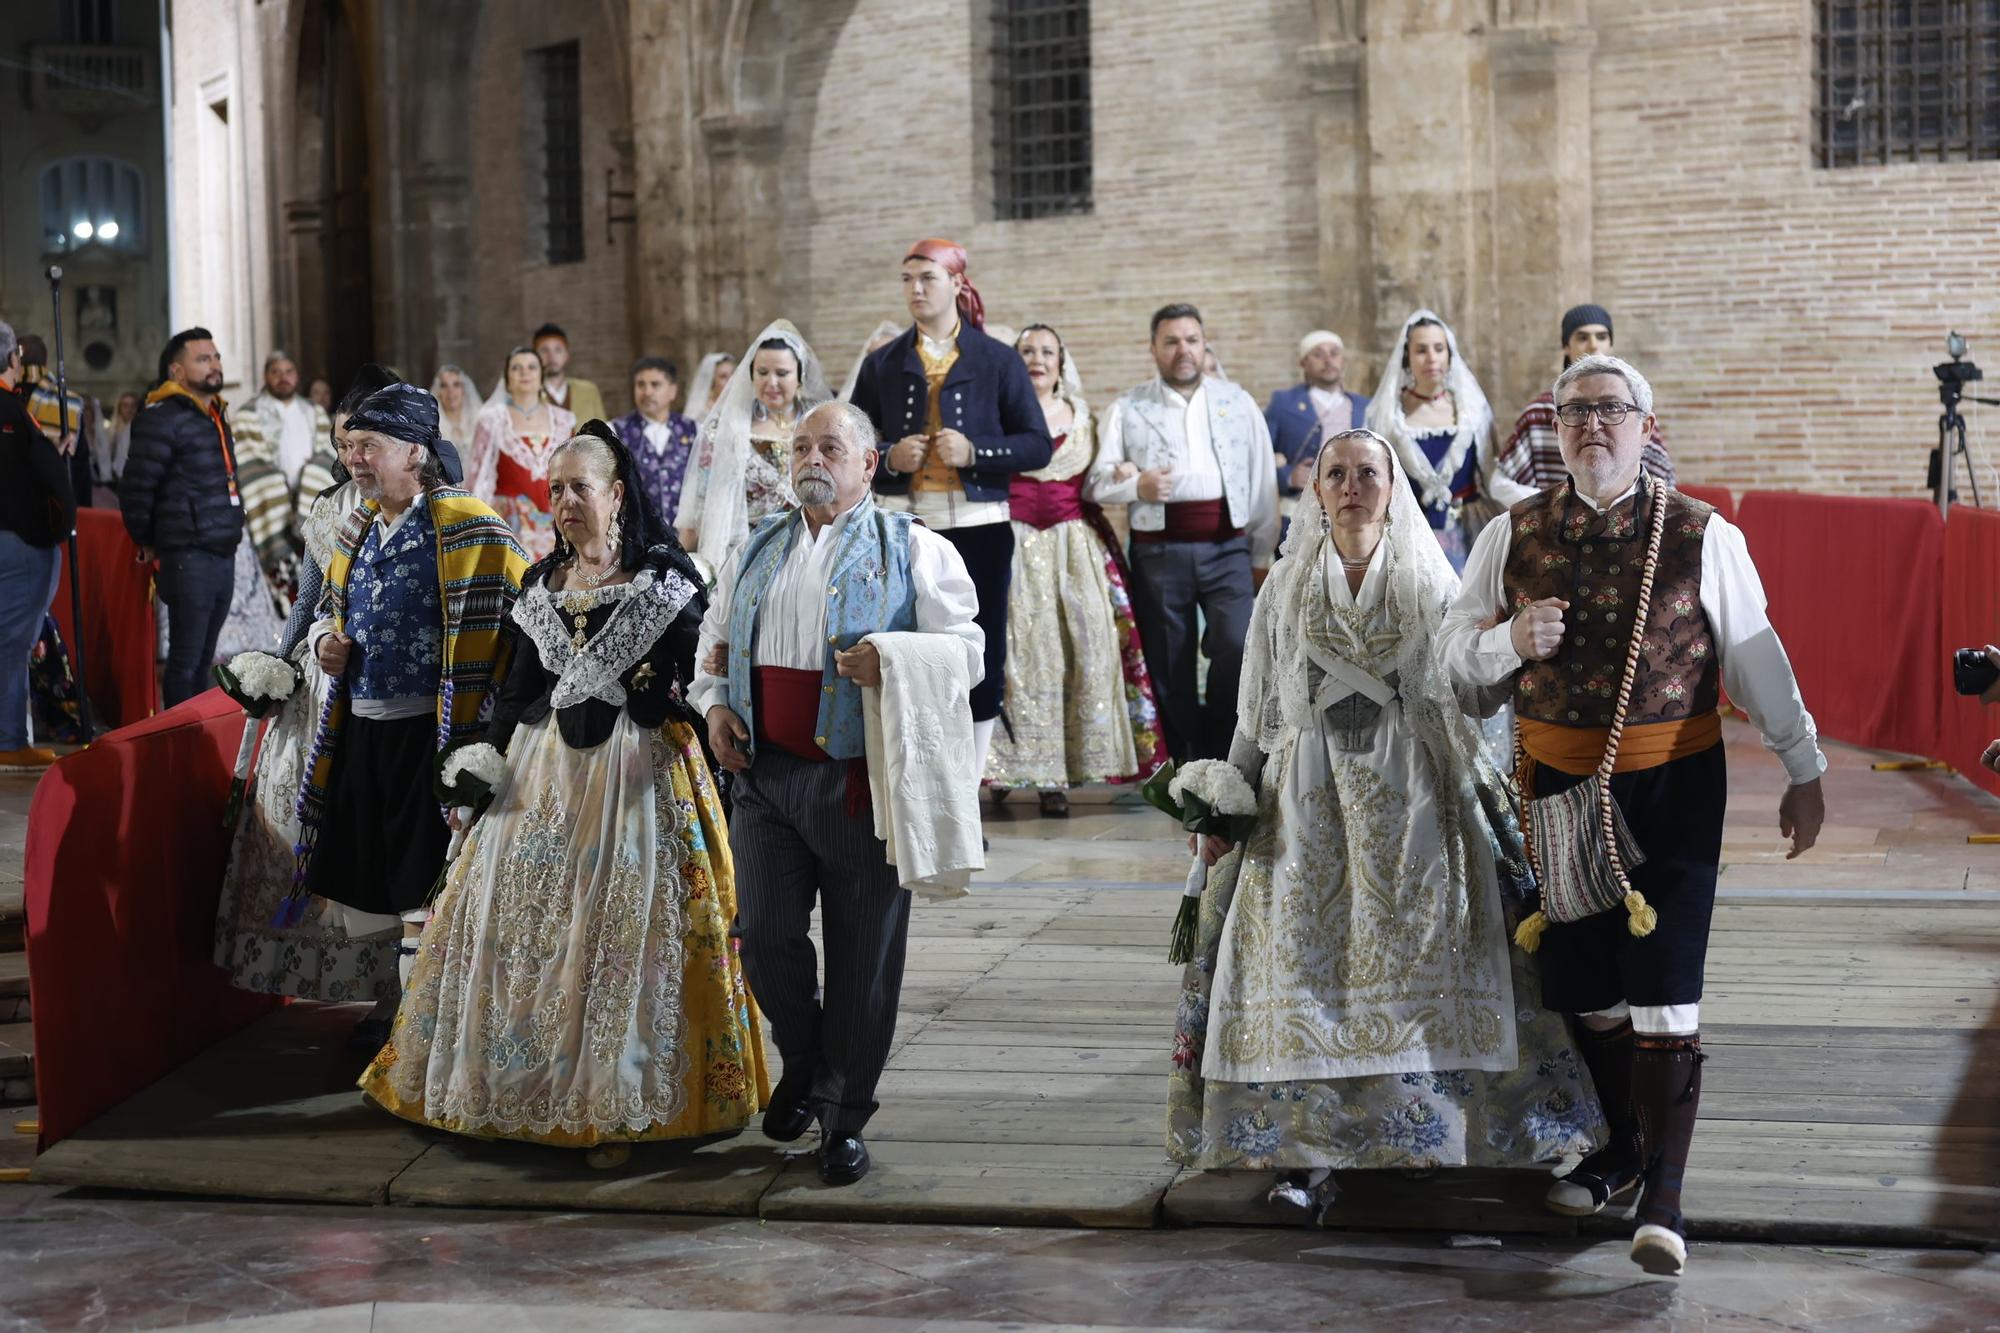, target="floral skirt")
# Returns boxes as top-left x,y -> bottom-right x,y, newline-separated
358,713 -> 771,1146
1167,850 -> 1604,1171
212,653 -> 398,1002
985,517 -> 1166,788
